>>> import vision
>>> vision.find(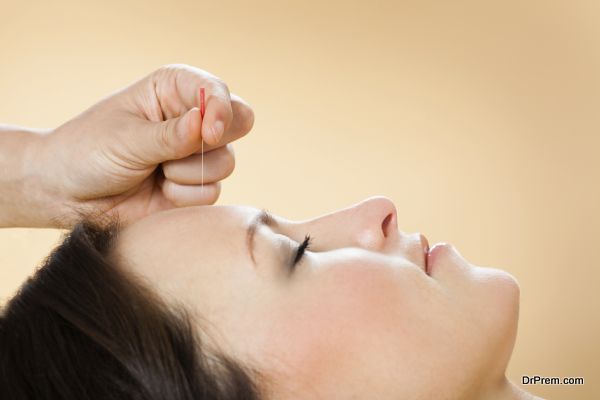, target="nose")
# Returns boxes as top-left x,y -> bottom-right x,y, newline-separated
354,196 -> 399,246
301,196 -> 399,252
